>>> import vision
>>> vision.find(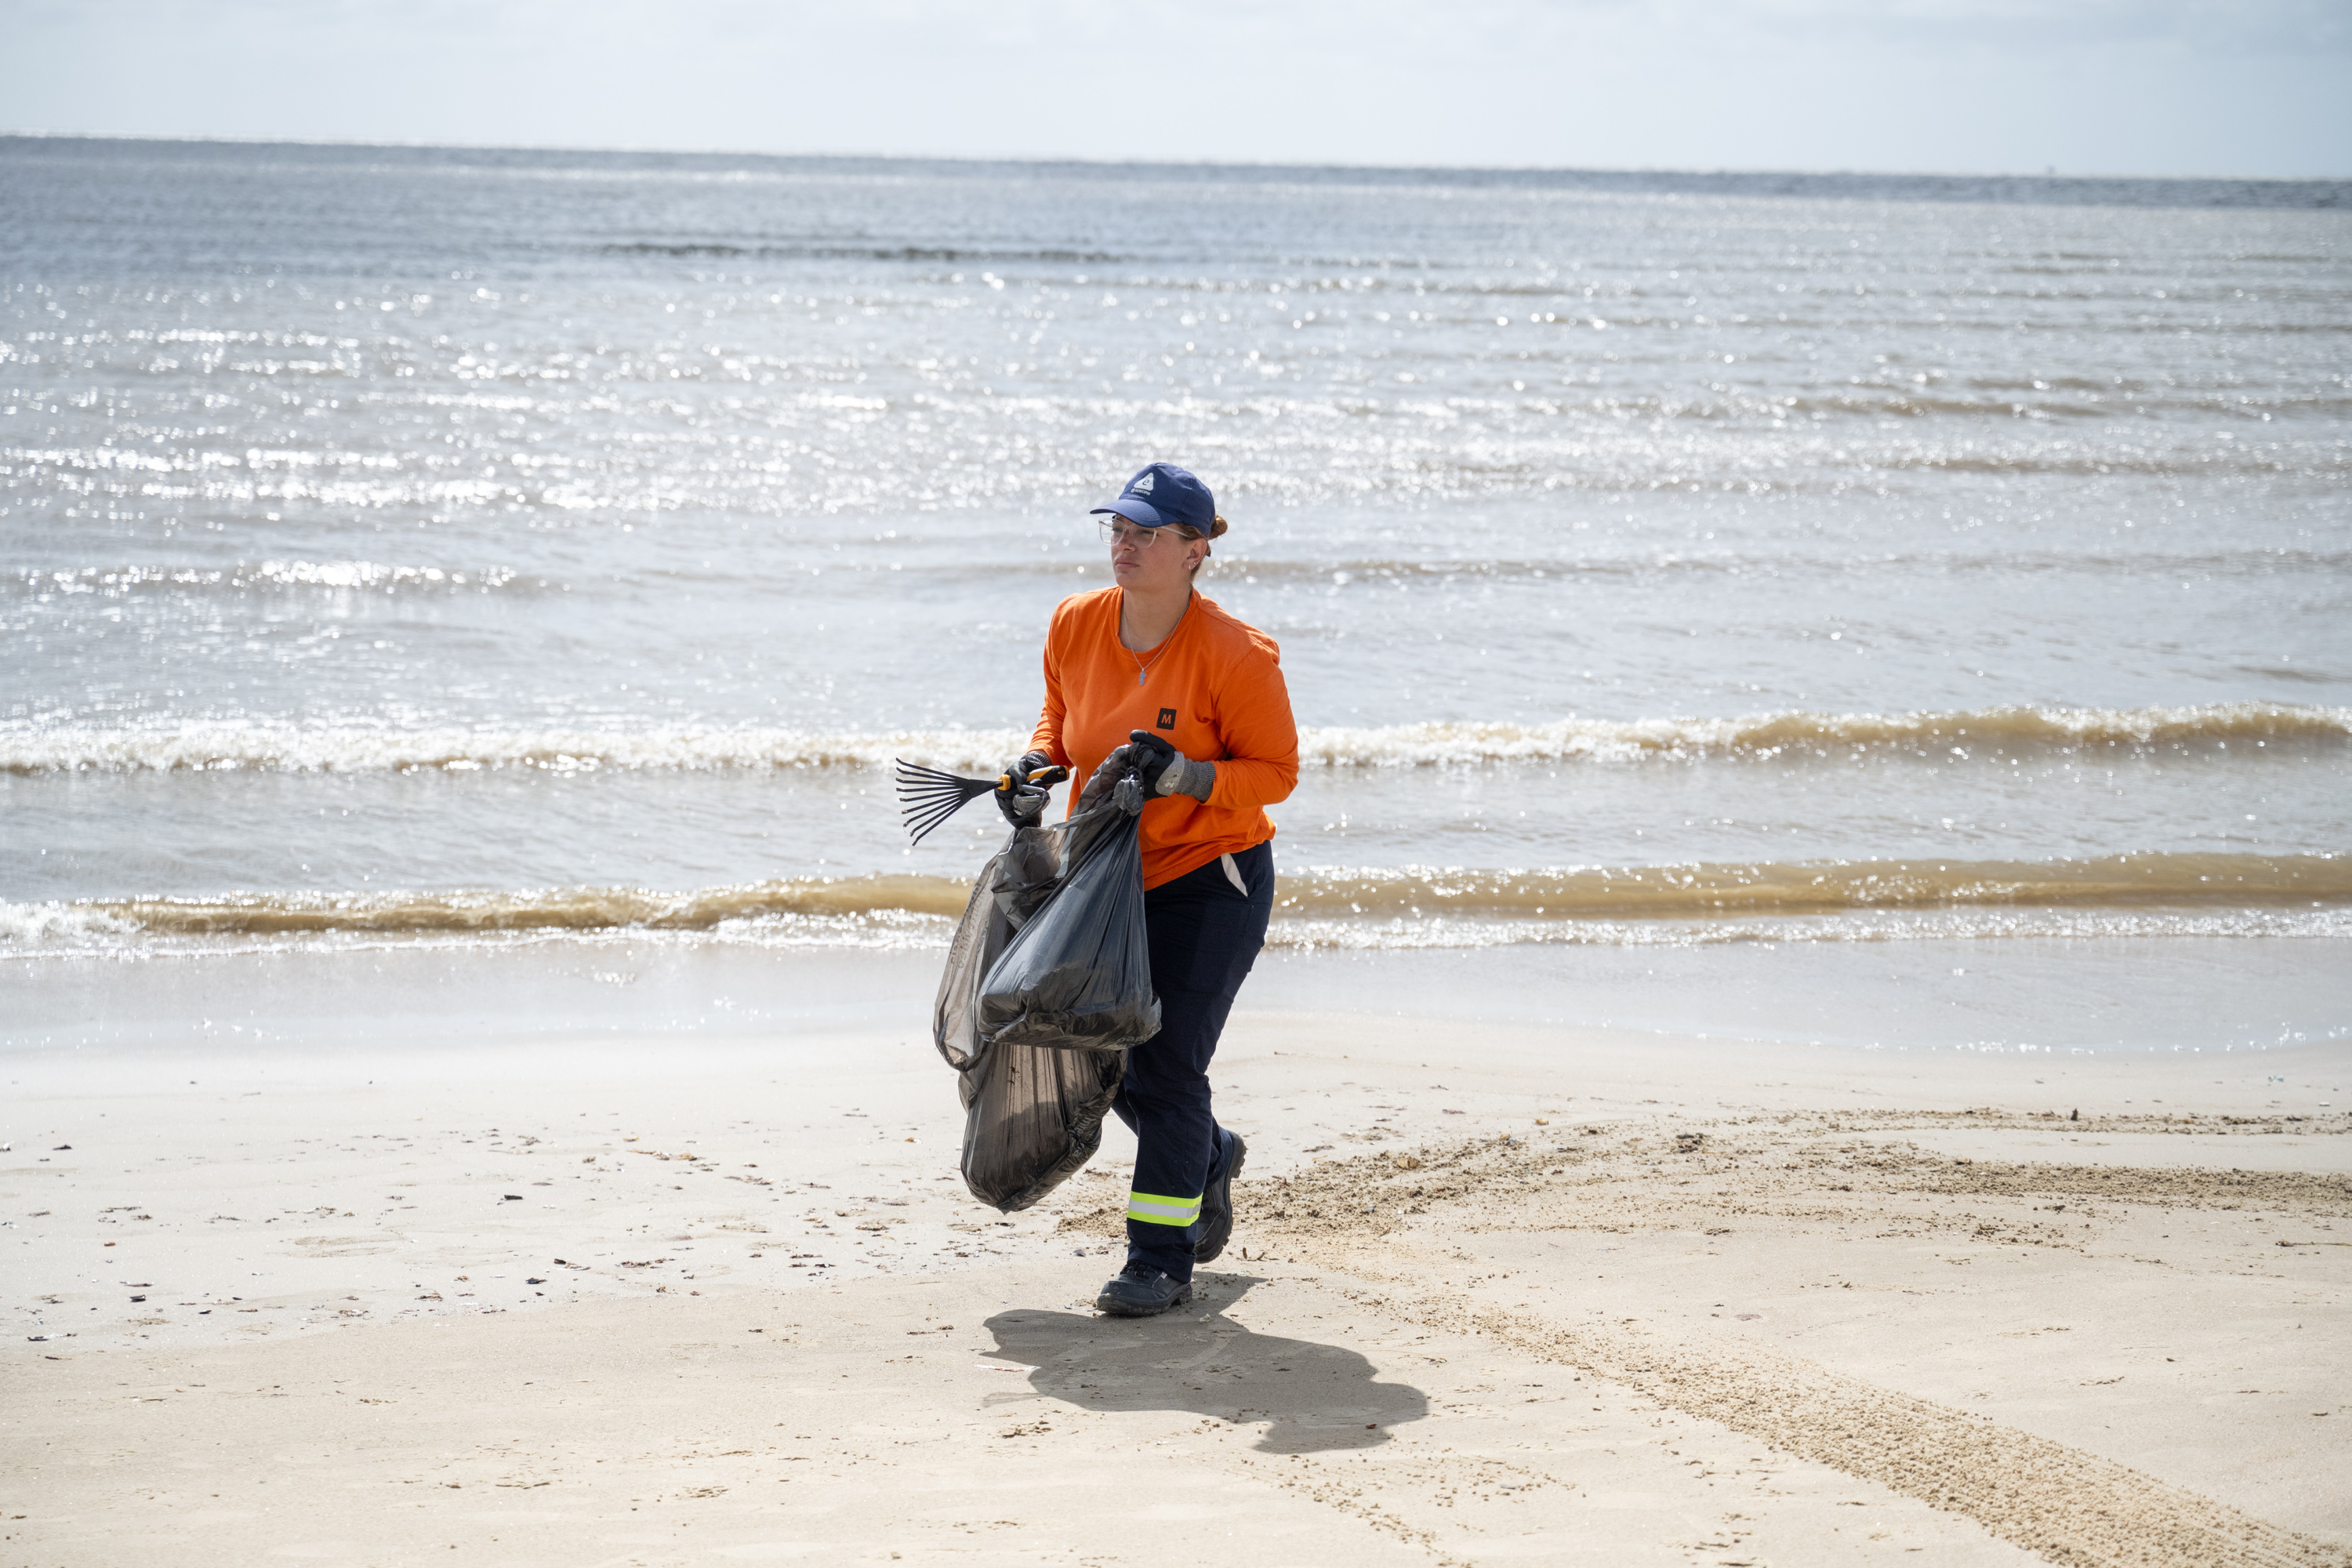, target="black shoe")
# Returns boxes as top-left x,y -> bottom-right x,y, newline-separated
1094,1261 -> 1193,1318
1192,1131 -> 1247,1265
